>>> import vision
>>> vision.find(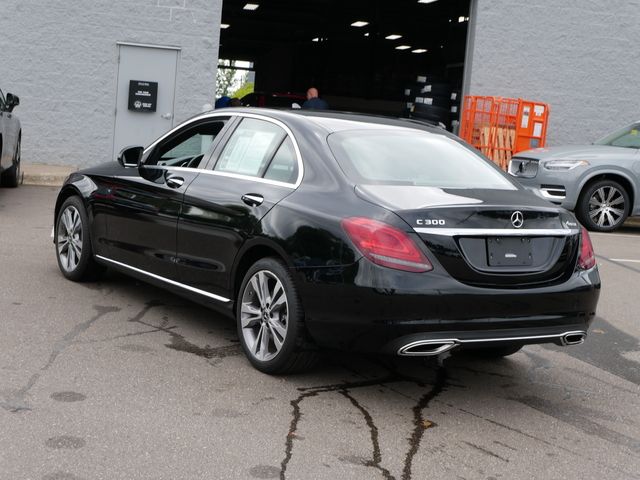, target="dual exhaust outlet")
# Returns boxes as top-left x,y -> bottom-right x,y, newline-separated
397,331 -> 586,356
